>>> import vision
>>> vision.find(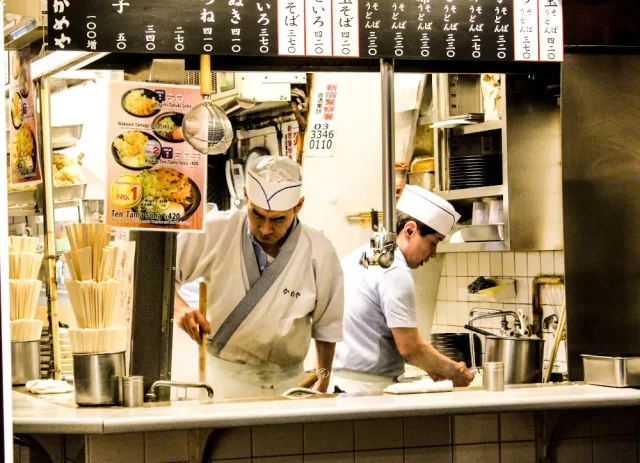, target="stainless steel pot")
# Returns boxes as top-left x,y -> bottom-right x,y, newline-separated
11,341 -> 41,385
73,352 -> 125,406
485,336 -> 545,385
